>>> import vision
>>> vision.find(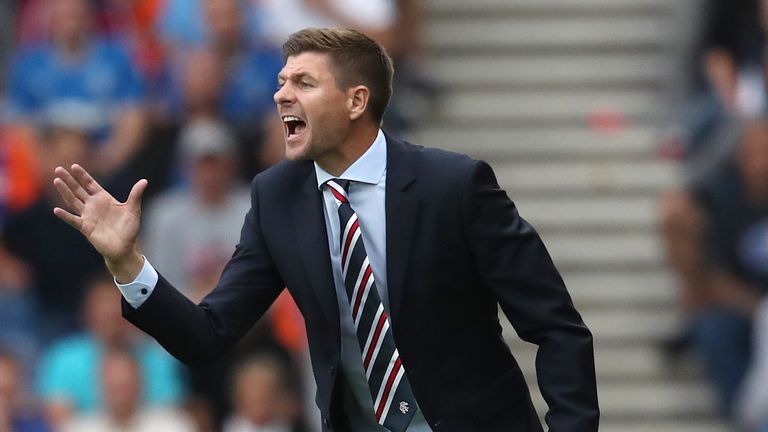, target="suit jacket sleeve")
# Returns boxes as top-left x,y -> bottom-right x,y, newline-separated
461,160 -> 599,431
122,175 -> 285,367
